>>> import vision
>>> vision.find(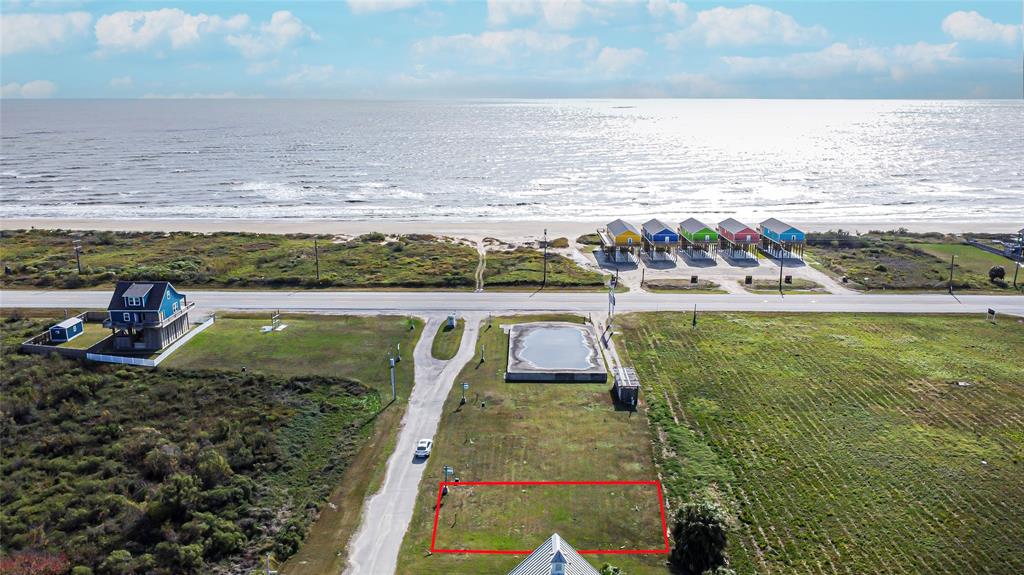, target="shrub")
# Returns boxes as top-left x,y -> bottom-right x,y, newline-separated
989,265 -> 1006,281
0,552 -> 70,575
98,549 -> 133,575
873,264 -> 887,272
146,473 -> 201,523
670,500 -> 729,575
